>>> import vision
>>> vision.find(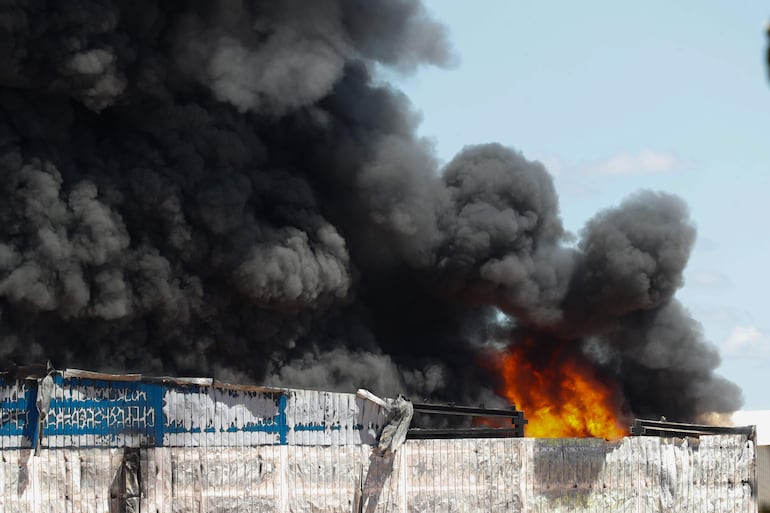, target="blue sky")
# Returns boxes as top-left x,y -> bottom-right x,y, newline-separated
390,1 -> 770,409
